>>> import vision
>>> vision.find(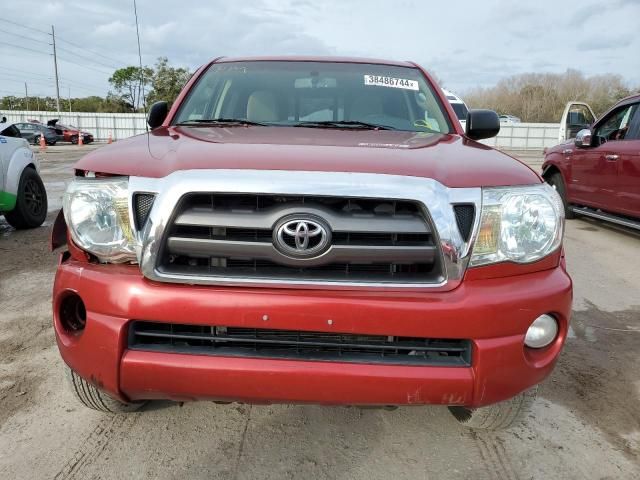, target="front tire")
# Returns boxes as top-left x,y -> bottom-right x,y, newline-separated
65,366 -> 146,413
3,167 -> 47,229
546,172 -> 574,219
448,386 -> 538,430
